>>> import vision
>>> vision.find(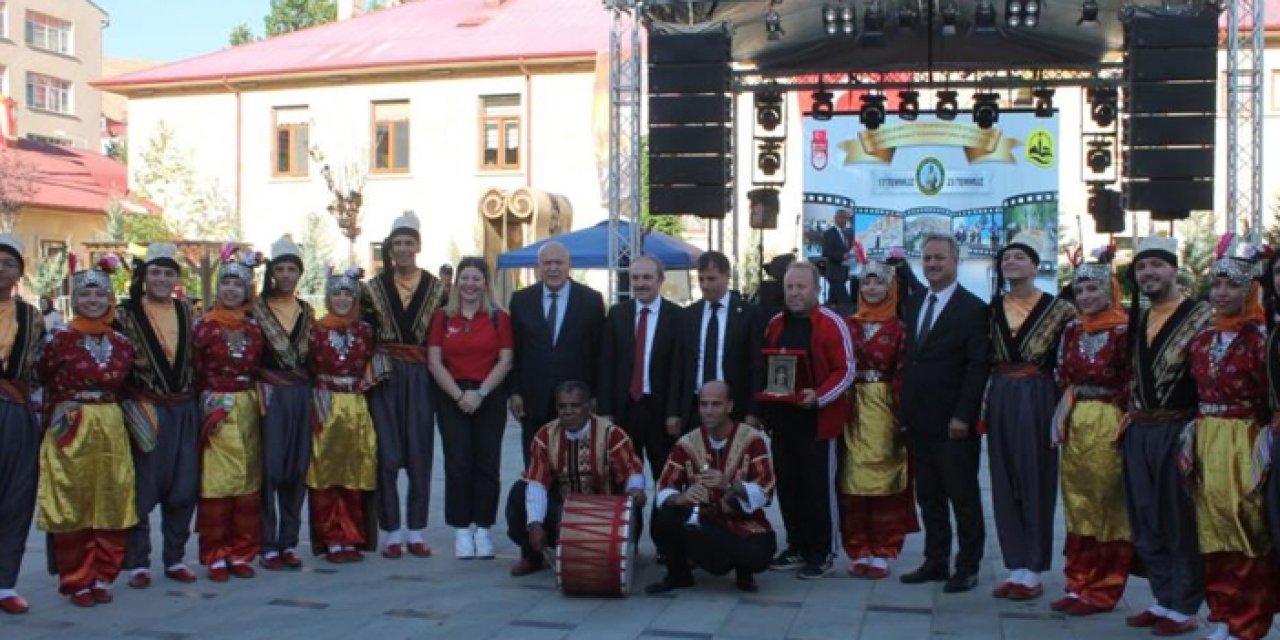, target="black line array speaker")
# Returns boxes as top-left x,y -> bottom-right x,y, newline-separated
1089,186 -> 1125,234
1121,12 -> 1217,220
647,30 -> 733,219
